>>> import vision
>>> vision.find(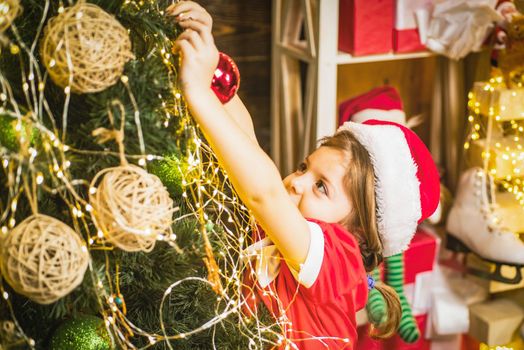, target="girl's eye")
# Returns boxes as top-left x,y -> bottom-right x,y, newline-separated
296,162 -> 307,173
315,180 -> 328,195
